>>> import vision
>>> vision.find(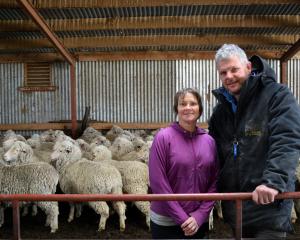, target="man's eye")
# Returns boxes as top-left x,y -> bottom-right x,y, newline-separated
232,68 -> 239,73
